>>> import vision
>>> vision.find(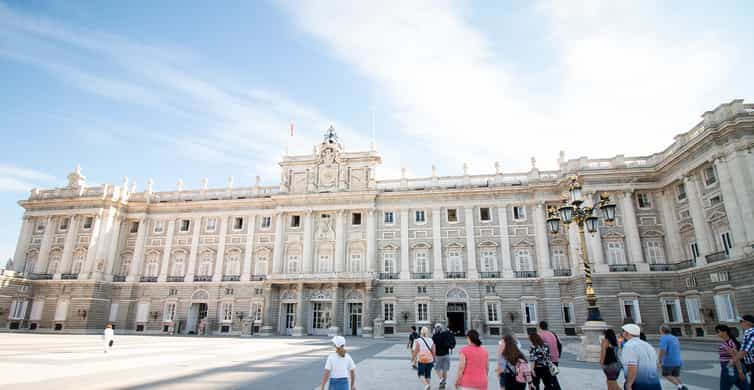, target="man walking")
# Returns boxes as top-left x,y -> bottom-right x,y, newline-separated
733,314 -> 754,390
621,324 -> 662,390
408,326 -> 420,369
658,325 -> 688,390
432,323 -> 456,389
